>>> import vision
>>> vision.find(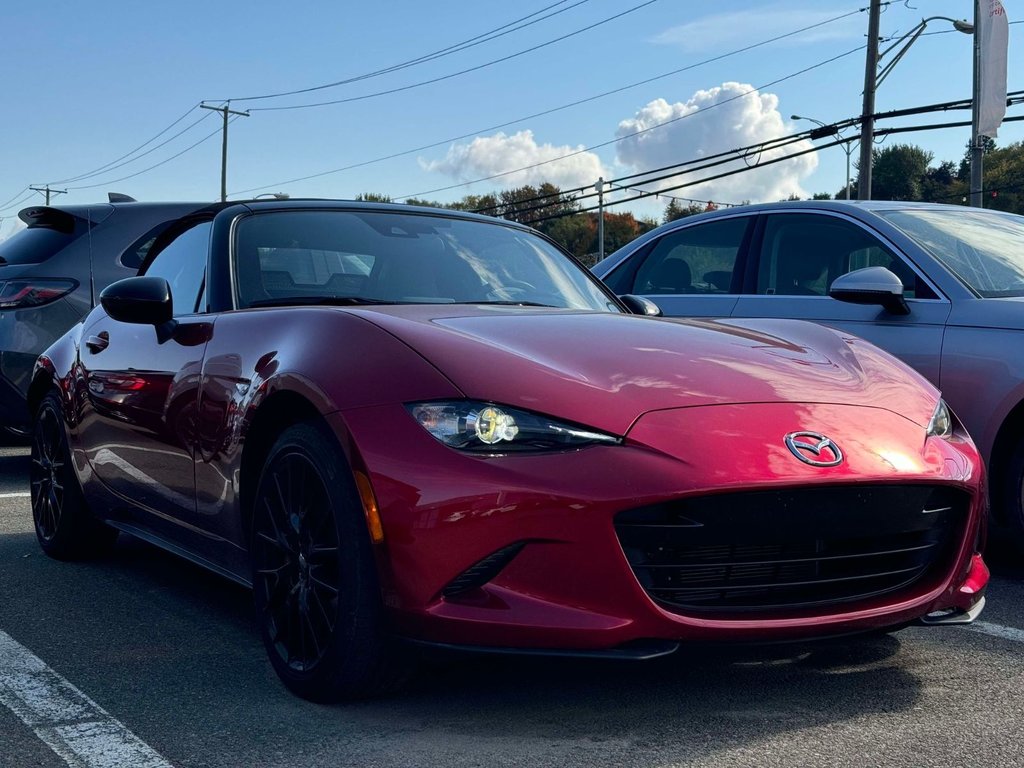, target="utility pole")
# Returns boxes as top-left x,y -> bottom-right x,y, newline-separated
200,102 -> 250,202
857,0 -> 882,200
596,177 -> 605,261
29,185 -> 67,205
